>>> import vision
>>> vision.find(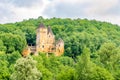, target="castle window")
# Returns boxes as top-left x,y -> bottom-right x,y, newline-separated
42,45 -> 44,48
52,48 -> 54,50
